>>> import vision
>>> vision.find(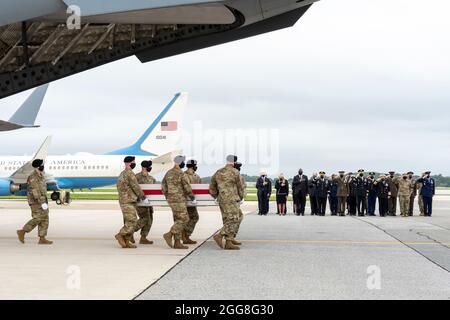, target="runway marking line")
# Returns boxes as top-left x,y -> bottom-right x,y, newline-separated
215,239 -> 450,246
